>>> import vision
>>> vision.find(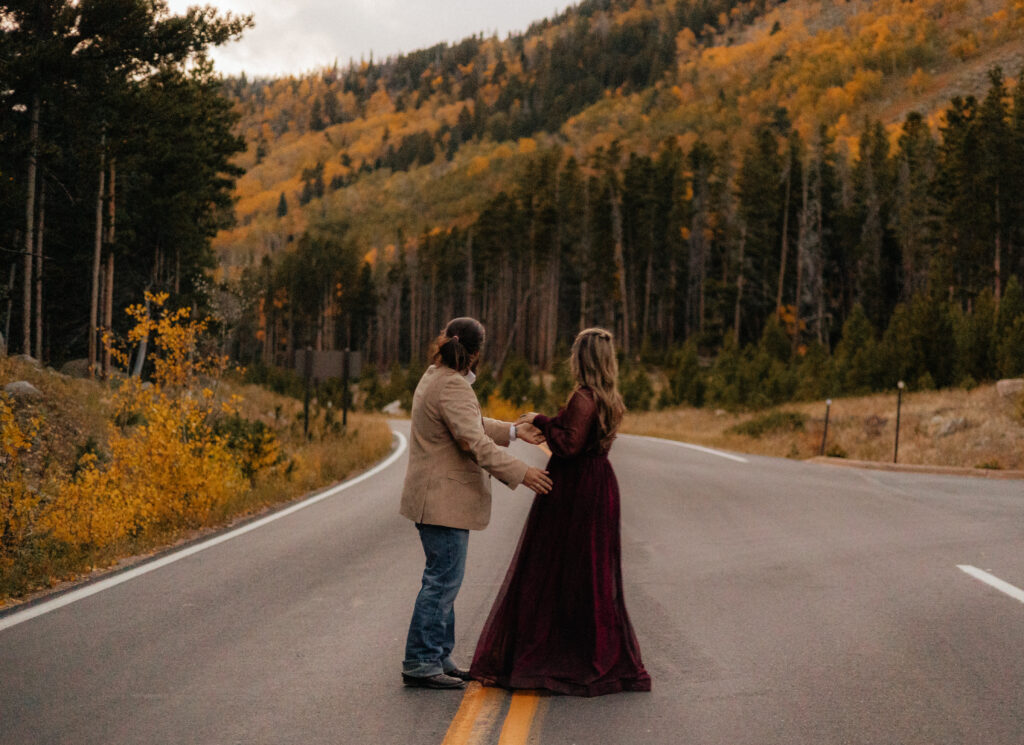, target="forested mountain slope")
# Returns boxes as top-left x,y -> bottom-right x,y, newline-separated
214,0 -> 1024,403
